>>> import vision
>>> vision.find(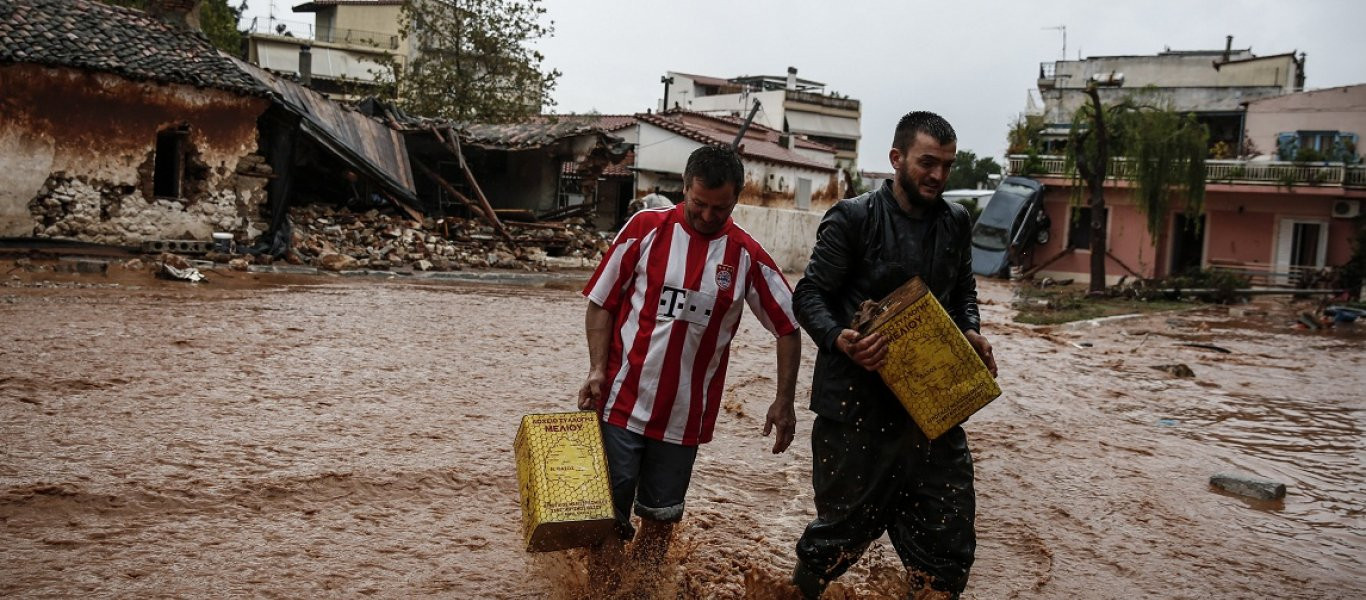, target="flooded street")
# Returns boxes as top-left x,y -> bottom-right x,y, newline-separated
2,267 -> 1362,598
